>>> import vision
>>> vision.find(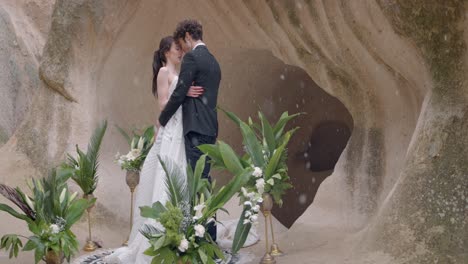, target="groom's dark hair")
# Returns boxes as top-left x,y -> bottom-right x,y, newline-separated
174,19 -> 203,41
